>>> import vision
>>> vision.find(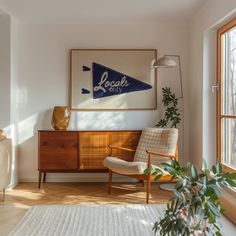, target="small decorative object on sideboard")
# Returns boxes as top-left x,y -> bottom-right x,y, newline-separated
51,106 -> 71,130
